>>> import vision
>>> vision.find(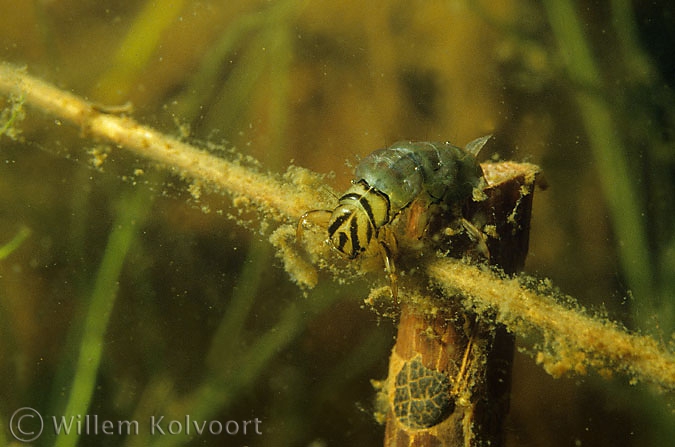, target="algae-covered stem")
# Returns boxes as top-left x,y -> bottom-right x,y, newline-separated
0,63 -> 324,222
2,63 -> 674,396
428,258 -> 675,391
